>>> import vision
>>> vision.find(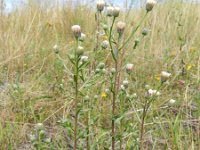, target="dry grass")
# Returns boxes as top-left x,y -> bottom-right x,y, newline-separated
0,0 -> 199,149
